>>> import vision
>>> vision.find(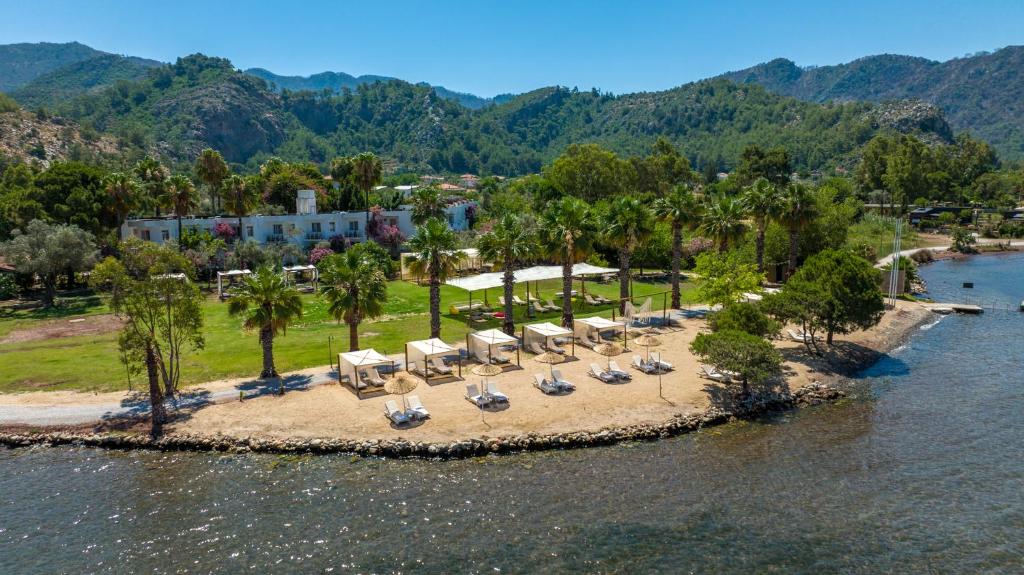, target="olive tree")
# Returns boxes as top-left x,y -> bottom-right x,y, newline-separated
0,219 -> 97,307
